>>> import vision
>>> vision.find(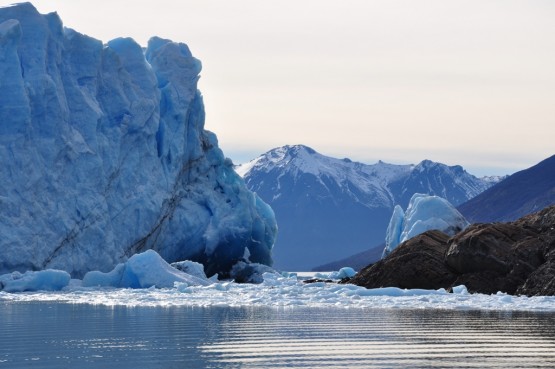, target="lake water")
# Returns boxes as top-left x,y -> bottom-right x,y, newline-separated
1,302 -> 555,368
